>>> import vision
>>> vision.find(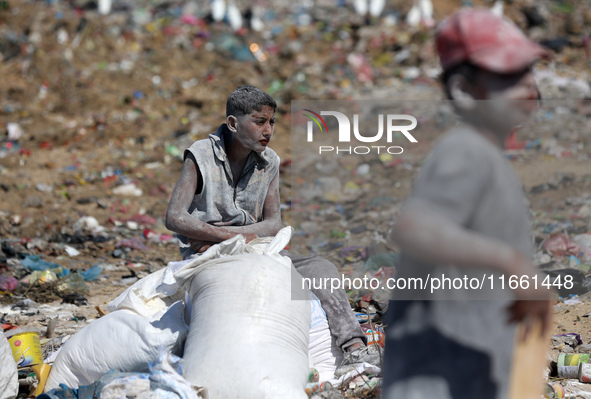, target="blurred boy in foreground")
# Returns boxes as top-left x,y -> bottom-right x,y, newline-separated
382,8 -> 554,399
